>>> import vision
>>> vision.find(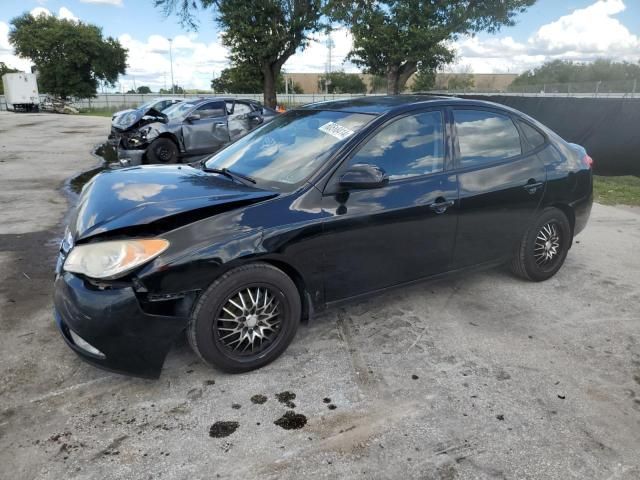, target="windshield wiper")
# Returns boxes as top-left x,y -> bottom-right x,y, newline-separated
201,166 -> 256,184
